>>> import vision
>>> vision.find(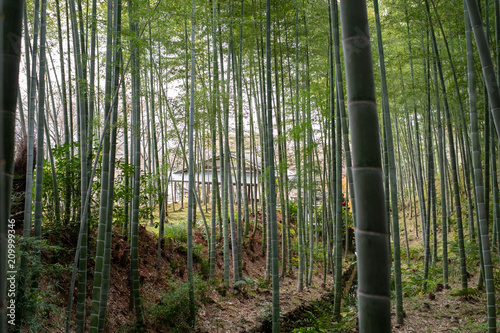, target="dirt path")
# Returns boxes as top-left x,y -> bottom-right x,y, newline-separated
392,286 -> 495,332
196,273 -> 331,332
